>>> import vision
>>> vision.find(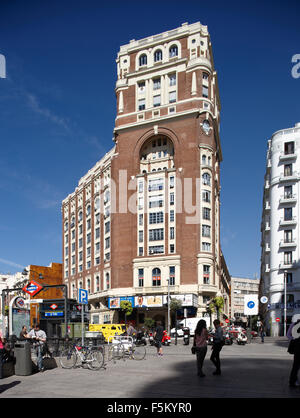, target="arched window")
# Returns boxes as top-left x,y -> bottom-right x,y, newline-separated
152,268 -> 161,287
202,155 -> 207,165
154,49 -> 162,62
78,210 -> 83,222
86,204 -> 91,217
169,45 -> 178,58
139,54 -> 147,66
202,173 -> 211,186
94,197 -> 100,212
